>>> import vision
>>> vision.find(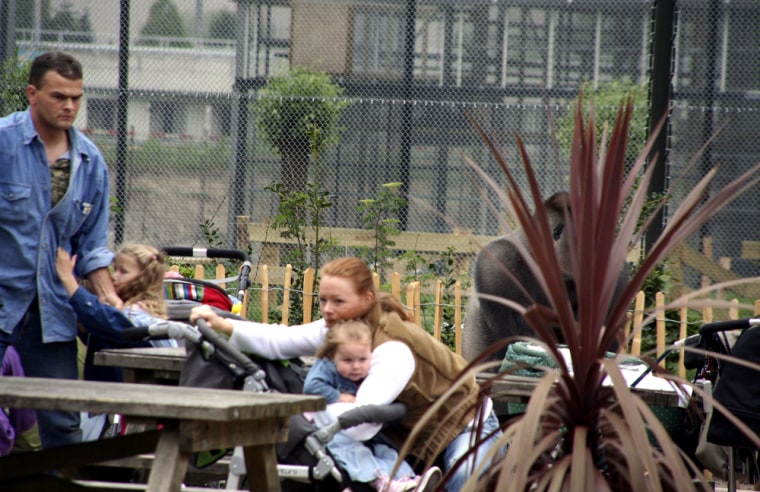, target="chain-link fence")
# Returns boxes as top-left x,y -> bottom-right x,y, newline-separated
1,0 -> 759,292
